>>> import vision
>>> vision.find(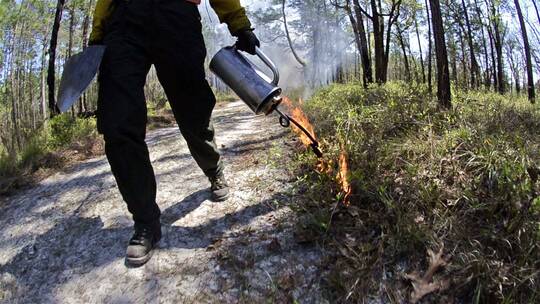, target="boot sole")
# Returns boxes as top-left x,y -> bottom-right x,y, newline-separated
126,250 -> 153,266
211,192 -> 230,202
126,241 -> 160,267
